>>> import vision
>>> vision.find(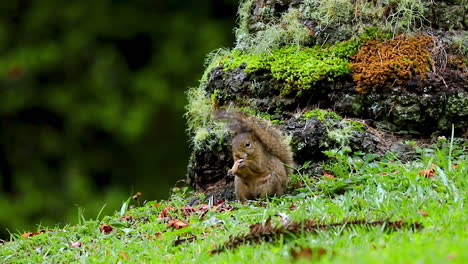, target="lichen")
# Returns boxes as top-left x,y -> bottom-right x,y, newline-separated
235,0 -> 430,50
301,108 -> 365,148
236,9 -> 311,53
185,49 -> 232,150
